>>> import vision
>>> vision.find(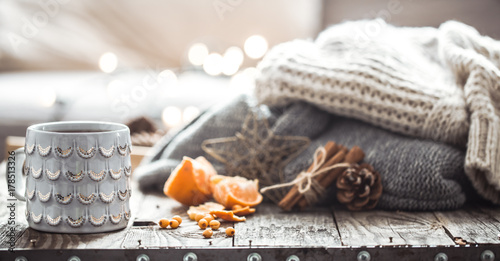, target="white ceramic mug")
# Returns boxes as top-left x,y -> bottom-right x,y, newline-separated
7,121 -> 132,233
